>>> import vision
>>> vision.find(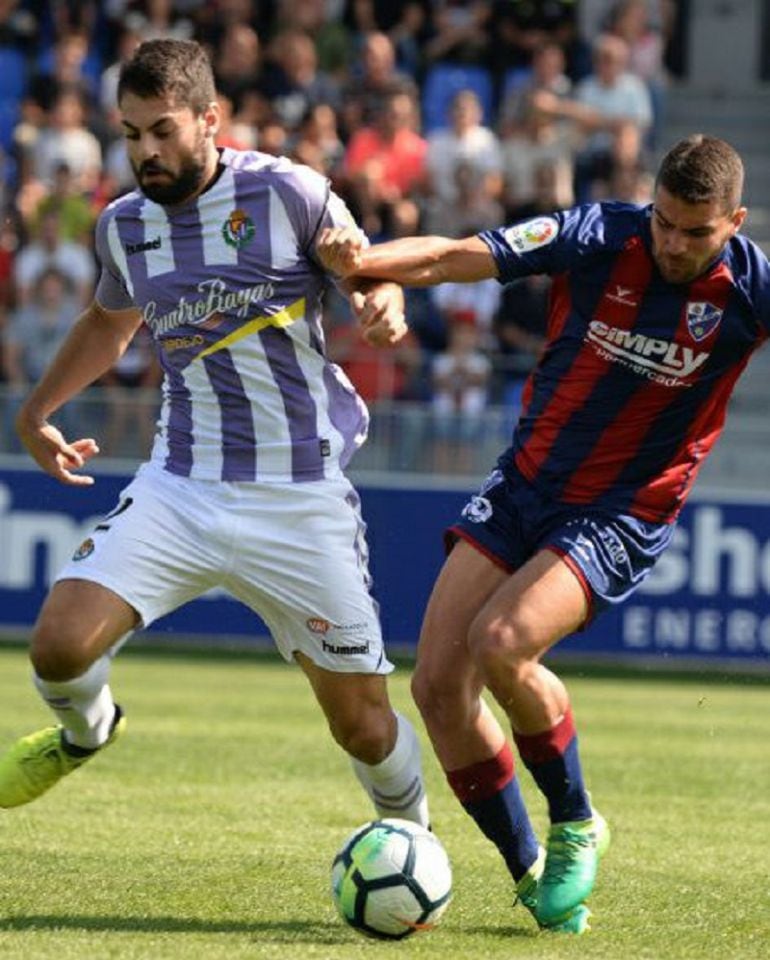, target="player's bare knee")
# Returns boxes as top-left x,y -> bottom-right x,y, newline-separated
410,666 -> 432,716
30,621 -> 94,681
468,615 -> 534,679
332,711 -> 393,765
411,665 -> 452,719
30,640 -> 92,682
411,666 -> 469,731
